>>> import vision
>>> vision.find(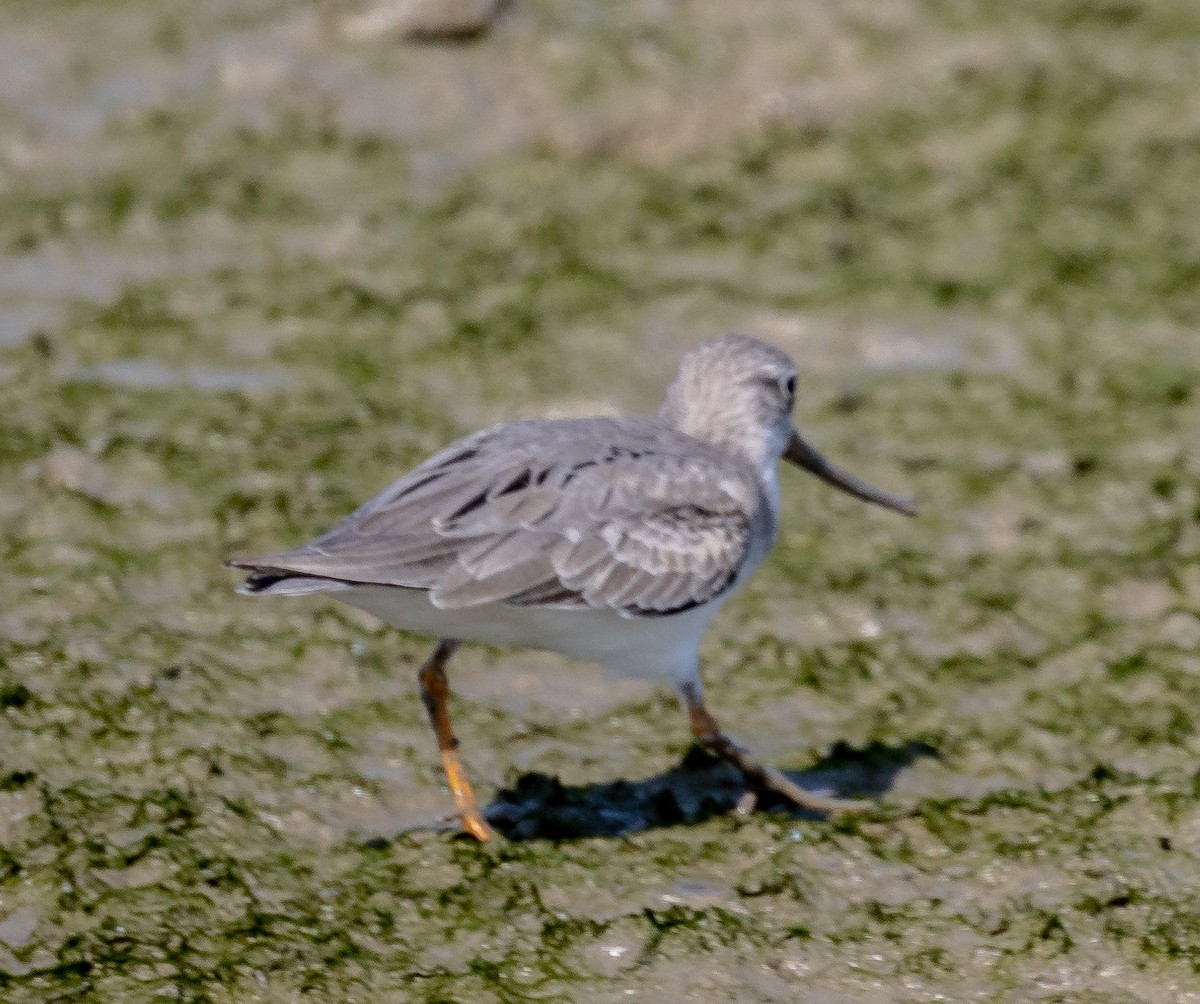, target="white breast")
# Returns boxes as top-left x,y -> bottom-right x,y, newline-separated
337,583 -> 732,685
